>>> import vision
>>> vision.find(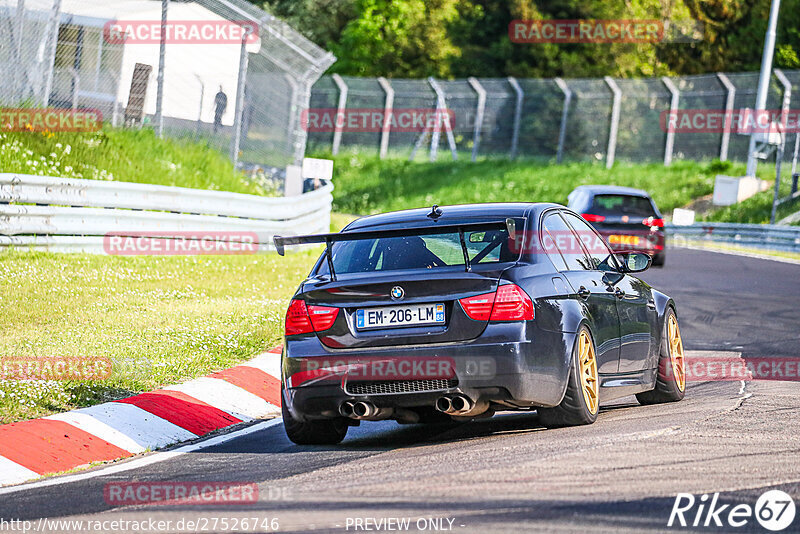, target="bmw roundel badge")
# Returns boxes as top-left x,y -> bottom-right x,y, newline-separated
391,286 -> 405,300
